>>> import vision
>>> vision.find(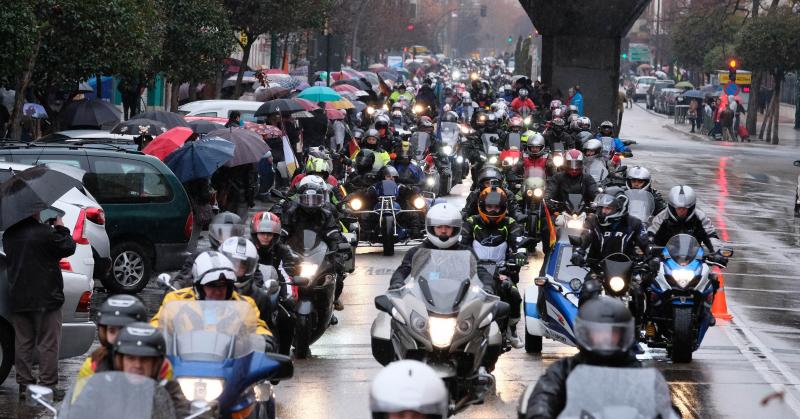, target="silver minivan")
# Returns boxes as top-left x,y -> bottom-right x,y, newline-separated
177,100 -> 262,122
